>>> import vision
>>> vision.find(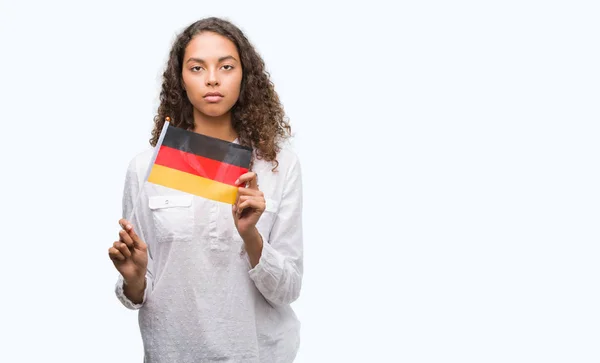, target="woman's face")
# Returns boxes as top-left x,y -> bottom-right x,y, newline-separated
181,31 -> 243,119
